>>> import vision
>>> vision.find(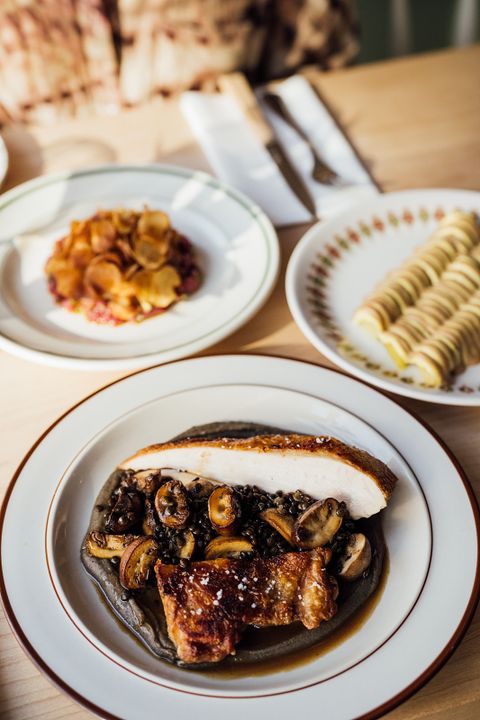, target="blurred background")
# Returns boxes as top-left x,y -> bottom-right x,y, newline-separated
357,0 -> 480,63
0,0 -> 478,126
